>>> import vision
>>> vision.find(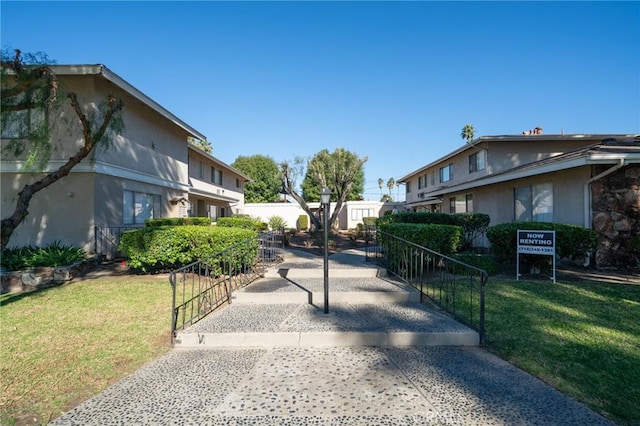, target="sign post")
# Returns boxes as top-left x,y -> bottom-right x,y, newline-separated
517,230 -> 556,283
